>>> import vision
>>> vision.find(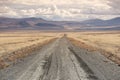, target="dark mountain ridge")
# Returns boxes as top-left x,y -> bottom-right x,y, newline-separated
0,17 -> 120,30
